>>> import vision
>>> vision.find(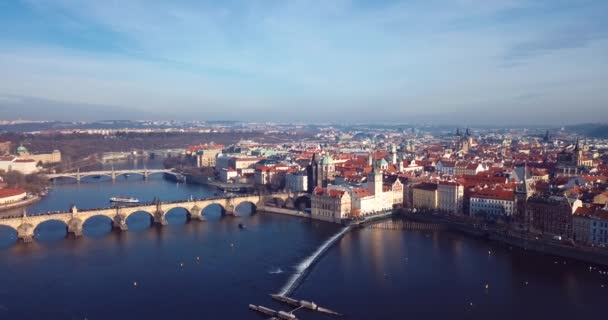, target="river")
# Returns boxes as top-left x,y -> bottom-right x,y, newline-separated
0,158 -> 606,319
